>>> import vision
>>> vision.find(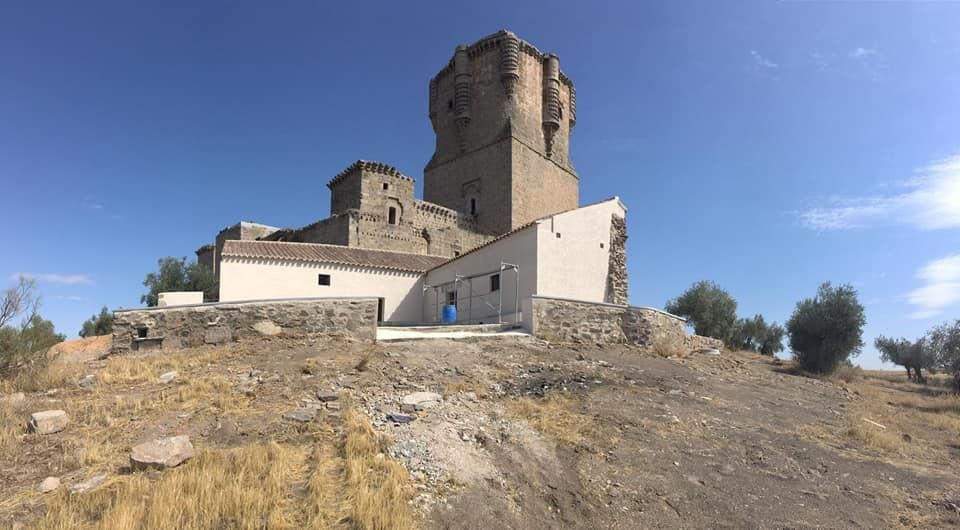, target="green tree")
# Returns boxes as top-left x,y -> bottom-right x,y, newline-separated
731,314 -> 786,355
0,277 -> 65,380
665,281 -> 738,341
874,335 -> 933,383
79,306 -> 114,337
926,320 -> 960,392
786,282 -> 866,374
141,257 -> 218,306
